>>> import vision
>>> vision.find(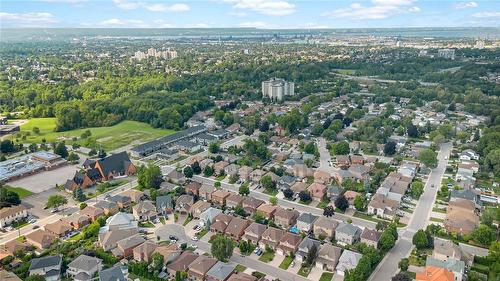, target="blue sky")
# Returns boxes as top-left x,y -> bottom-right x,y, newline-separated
1,0 -> 499,28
